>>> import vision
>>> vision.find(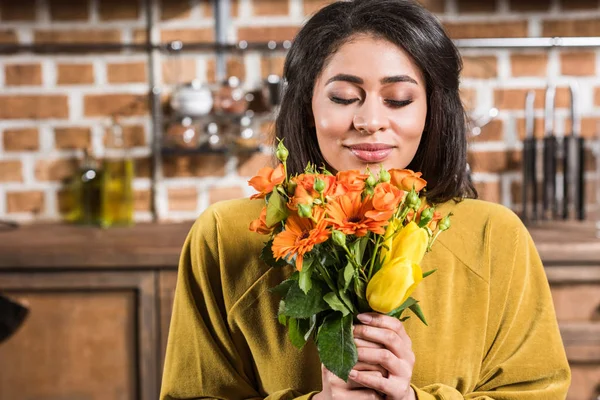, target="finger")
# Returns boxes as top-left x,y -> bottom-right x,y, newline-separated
348,370 -> 384,390
354,337 -> 384,349
357,347 -> 413,377
357,313 -> 412,347
354,323 -> 410,360
350,369 -> 411,398
353,361 -> 388,377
